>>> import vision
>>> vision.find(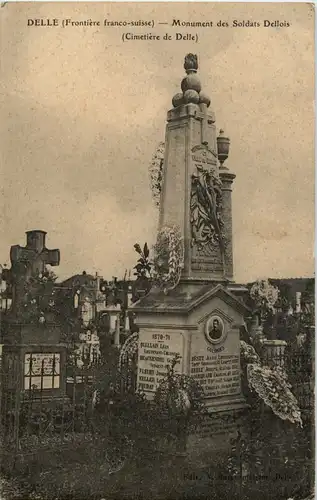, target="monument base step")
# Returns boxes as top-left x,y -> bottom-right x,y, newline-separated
205,395 -> 248,413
